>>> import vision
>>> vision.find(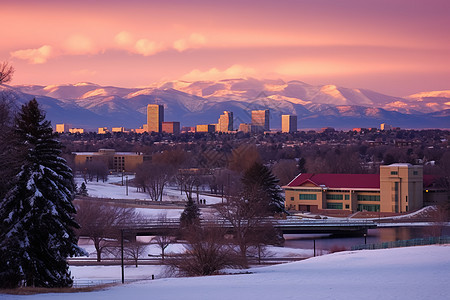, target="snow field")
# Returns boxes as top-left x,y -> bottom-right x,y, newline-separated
2,245 -> 449,300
